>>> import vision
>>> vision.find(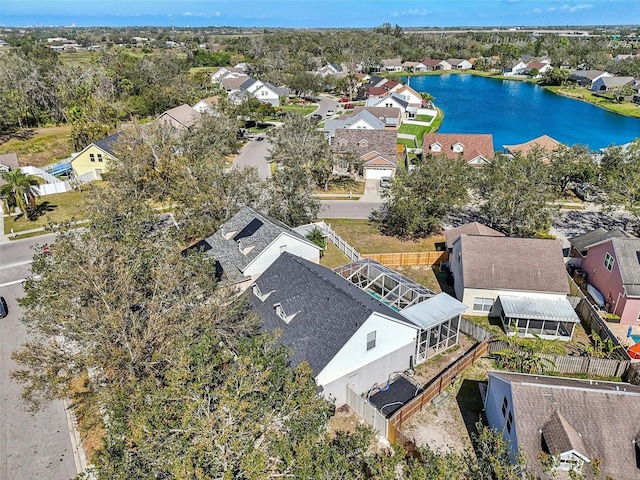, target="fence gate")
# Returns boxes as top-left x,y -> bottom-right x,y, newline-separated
346,385 -> 388,438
